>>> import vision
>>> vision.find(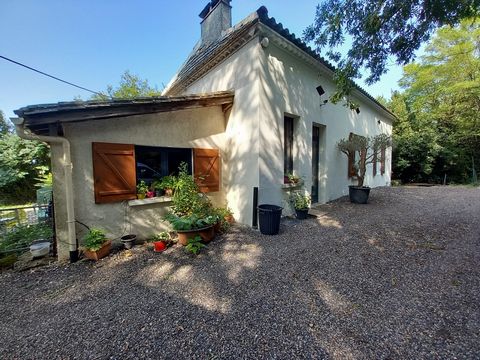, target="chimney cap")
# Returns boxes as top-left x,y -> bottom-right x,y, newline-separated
199,0 -> 231,19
